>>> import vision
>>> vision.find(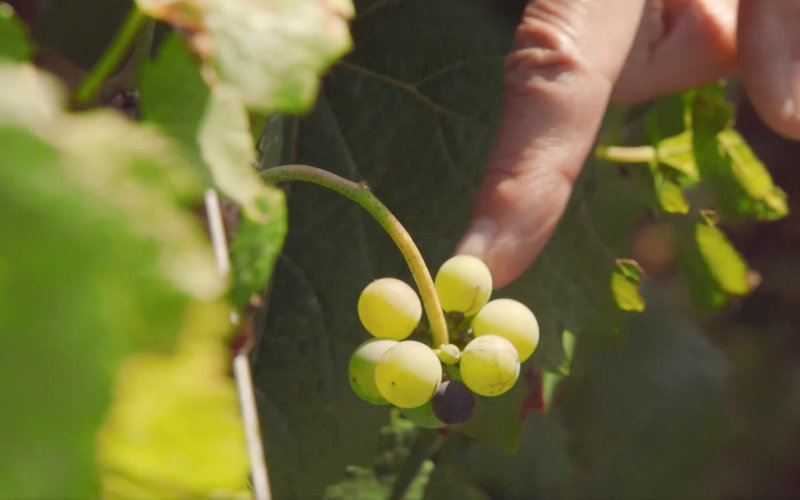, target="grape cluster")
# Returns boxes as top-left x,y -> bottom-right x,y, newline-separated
348,256 -> 539,428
